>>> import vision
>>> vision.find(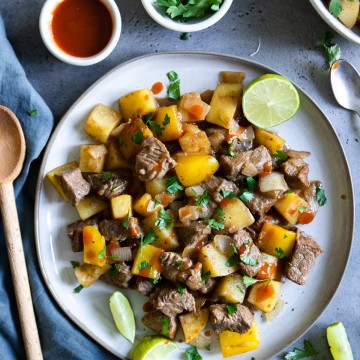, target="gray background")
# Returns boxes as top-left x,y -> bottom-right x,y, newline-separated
1,0 -> 359,358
